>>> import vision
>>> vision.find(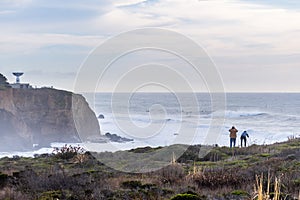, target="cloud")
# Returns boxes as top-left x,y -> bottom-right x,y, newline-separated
3,0 -> 299,56
0,0 -> 33,7
85,0 -> 300,57
1,0 -> 300,91
0,10 -> 15,15
241,0 -> 300,11
127,0 -> 300,55
114,0 -> 148,7
0,33 -> 104,54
